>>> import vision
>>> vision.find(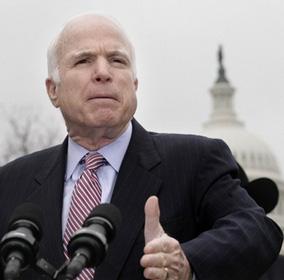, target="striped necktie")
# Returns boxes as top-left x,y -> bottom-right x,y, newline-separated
63,152 -> 106,279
